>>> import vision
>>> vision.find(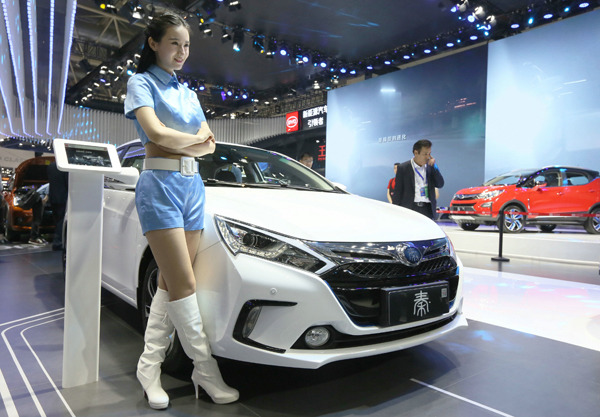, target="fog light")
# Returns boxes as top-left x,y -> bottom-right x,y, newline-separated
304,326 -> 330,348
242,306 -> 262,338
